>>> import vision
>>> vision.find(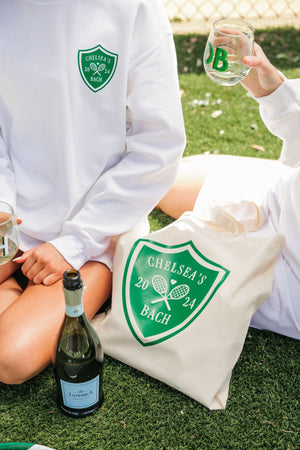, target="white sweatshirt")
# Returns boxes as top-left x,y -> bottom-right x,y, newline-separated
250,78 -> 300,339
0,0 -> 186,269
192,78 -> 300,339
